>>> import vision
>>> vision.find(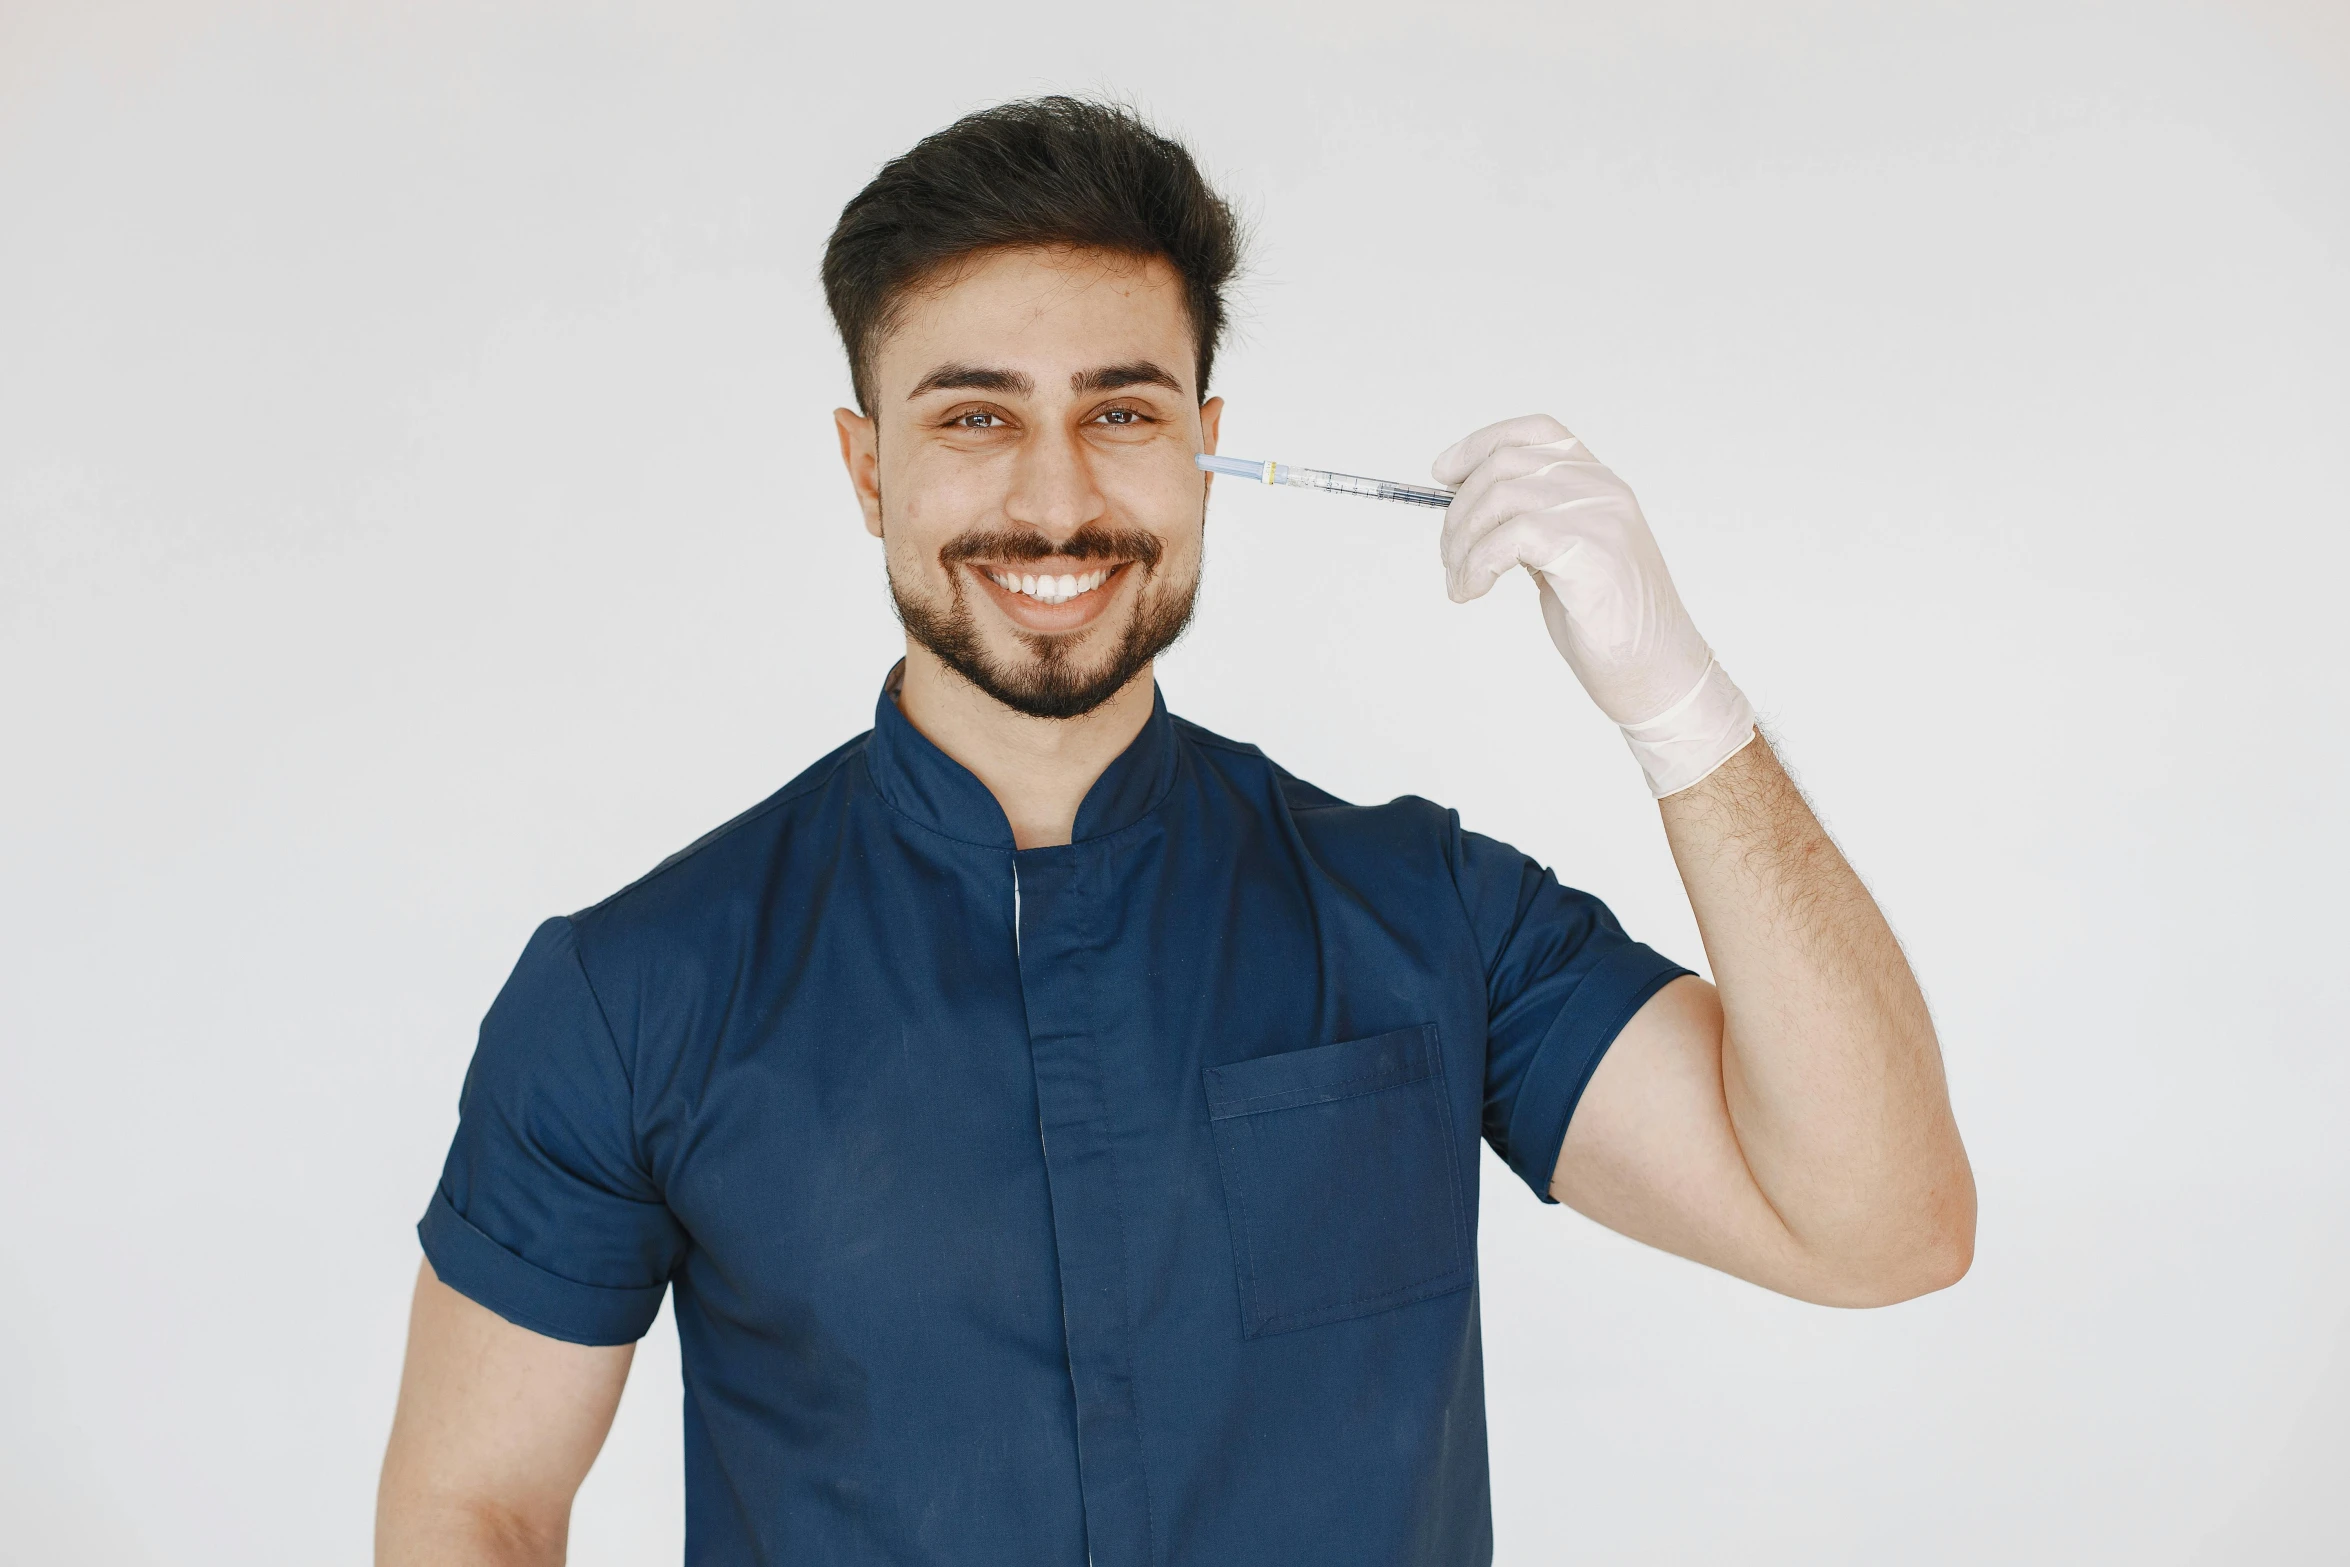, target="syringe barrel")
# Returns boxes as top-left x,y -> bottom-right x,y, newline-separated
1283,465 -> 1456,508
